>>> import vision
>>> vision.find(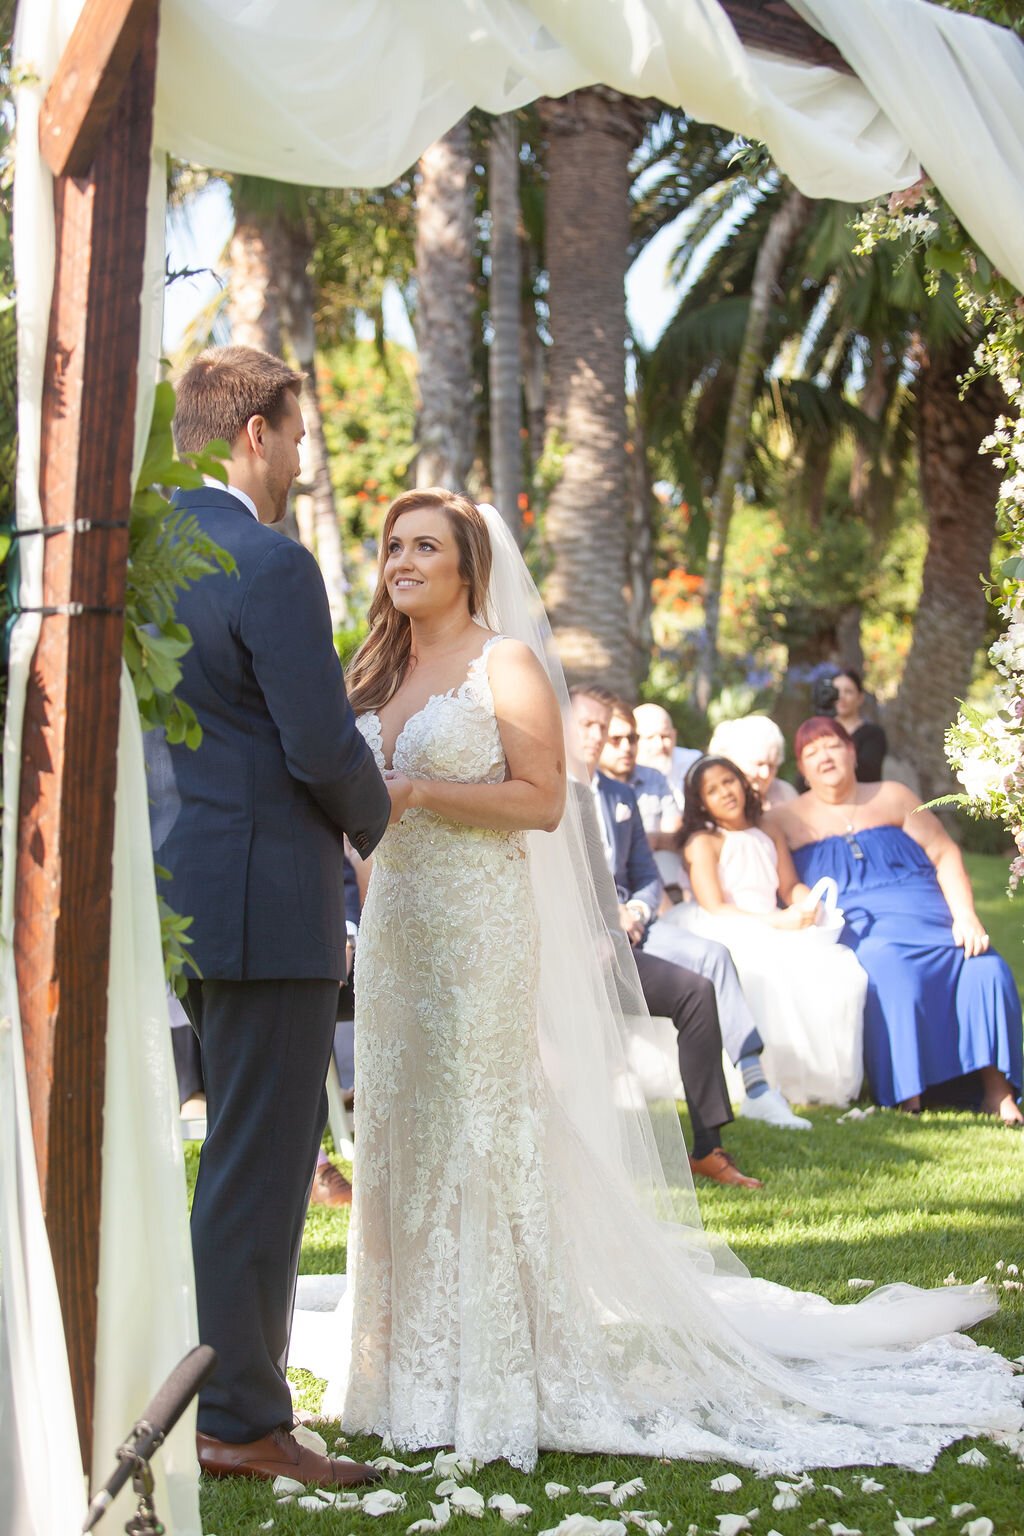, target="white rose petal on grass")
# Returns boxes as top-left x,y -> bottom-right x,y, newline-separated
579,1483 -> 619,1500
821,1484 -> 844,1498
829,1524 -> 862,1535
715,1515 -> 751,1536
772,1490 -> 800,1511
860,1479 -> 885,1494
373,1455 -> 434,1475
539,1517 -> 628,1536
546,1484 -> 573,1500
622,1517 -> 671,1536
1007,1263 -> 1019,1276
434,1452 -> 476,1480
361,1489 -> 409,1517
273,1475 -> 305,1499
950,1506 -> 976,1519
961,1520 -> 994,1536
942,1273 -> 960,1287
847,1279 -> 874,1291
710,1474 -> 743,1494
449,1485 -> 486,1518
489,1494 -> 533,1523
956,1448 -> 990,1467
435,1480 -> 462,1497
610,1478 -> 647,1506
407,1498 -> 452,1533
258,1523 -> 274,1531
290,1424 -> 328,1455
